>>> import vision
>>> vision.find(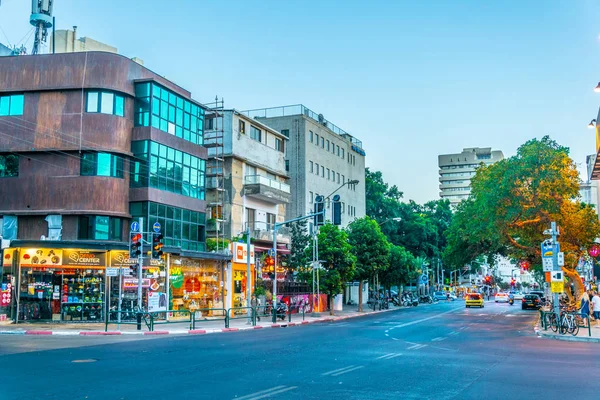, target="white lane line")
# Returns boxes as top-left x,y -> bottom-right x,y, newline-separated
244,386 -> 298,400
234,385 -> 290,400
392,337 -> 400,341
407,344 -> 428,350
431,337 -> 447,342
376,353 -> 396,359
380,353 -> 403,360
322,366 -> 358,376
405,341 -> 418,345
391,307 -> 460,330
384,333 -> 389,337
384,329 -> 389,333
459,326 -> 468,330
330,366 -> 364,376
